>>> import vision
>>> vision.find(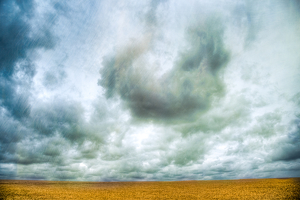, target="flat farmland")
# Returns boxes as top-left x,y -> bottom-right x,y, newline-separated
1,178 -> 299,199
